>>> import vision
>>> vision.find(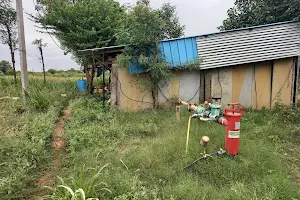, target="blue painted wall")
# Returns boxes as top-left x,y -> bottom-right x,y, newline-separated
129,37 -> 198,74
